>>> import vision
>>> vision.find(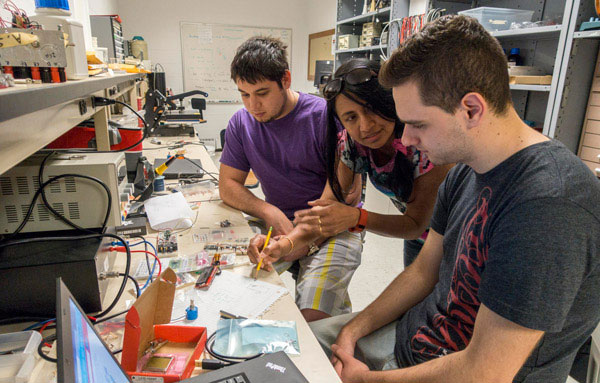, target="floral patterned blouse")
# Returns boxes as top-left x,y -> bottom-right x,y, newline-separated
338,129 -> 434,240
